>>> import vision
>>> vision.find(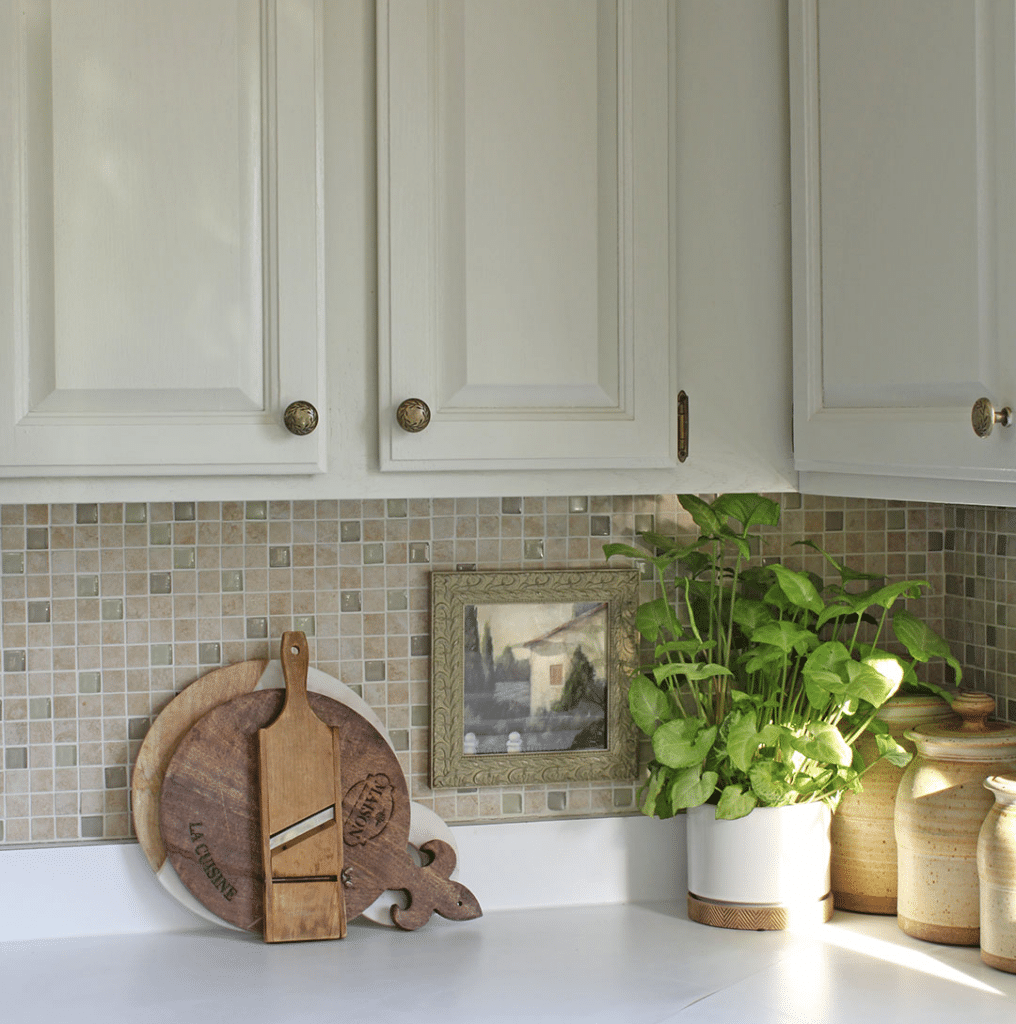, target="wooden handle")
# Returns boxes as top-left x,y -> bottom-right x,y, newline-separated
388,840 -> 482,931
259,631 -> 347,942
279,631 -> 311,712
